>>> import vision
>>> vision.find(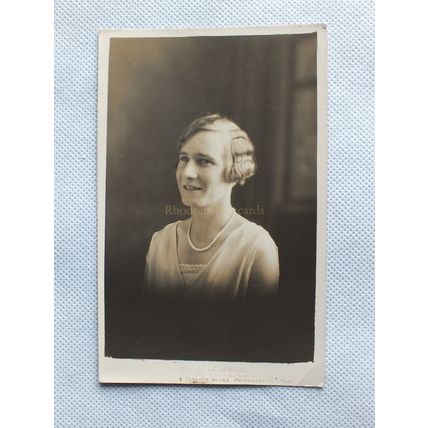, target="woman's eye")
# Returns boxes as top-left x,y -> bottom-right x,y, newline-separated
179,156 -> 188,162
198,158 -> 211,166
